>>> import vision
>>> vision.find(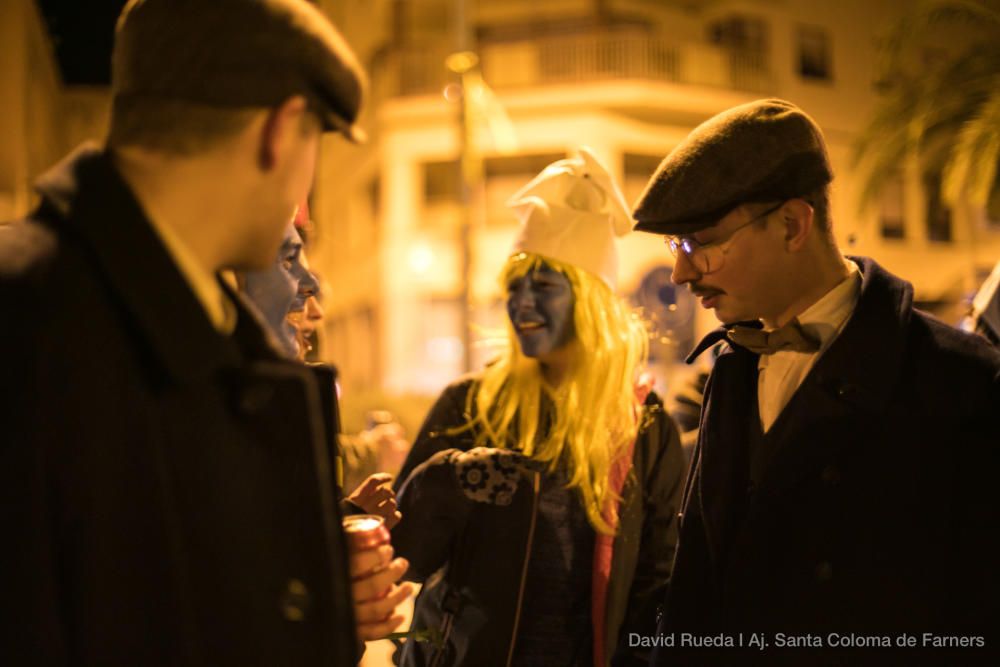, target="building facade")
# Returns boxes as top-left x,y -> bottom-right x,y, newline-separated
311,0 -> 1000,400
3,0 -> 998,404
